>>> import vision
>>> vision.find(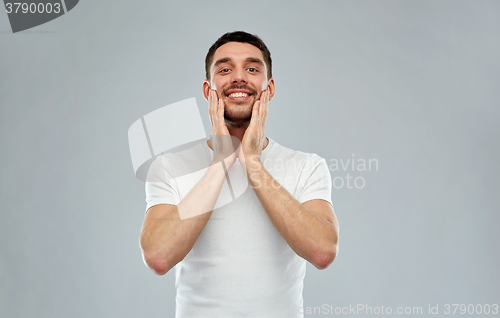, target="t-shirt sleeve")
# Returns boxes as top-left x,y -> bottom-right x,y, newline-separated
297,154 -> 333,207
145,156 -> 181,213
